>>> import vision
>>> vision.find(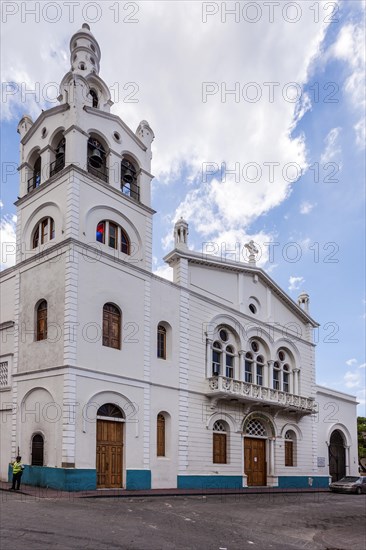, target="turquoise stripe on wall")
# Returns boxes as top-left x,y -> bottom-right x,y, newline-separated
126,470 -> 151,490
8,465 -> 97,491
278,476 -> 330,488
178,476 -> 243,489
